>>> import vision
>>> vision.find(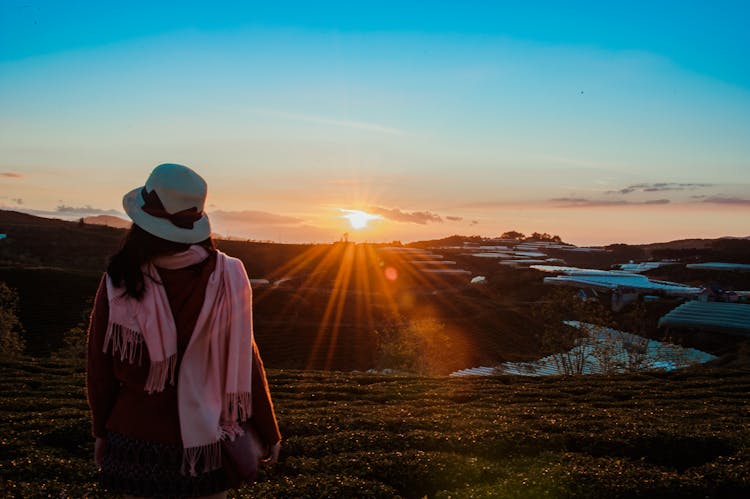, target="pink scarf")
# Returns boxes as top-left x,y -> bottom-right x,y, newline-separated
104,246 -> 254,475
